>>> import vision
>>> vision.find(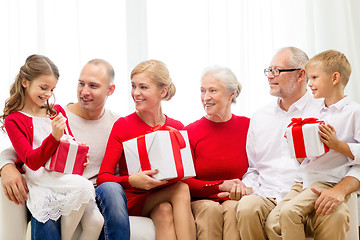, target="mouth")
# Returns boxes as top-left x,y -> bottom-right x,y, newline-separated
39,96 -> 48,102
269,82 -> 279,87
81,97 -> 93,103
134,98 -> 145,103
203,102 -> 215,109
